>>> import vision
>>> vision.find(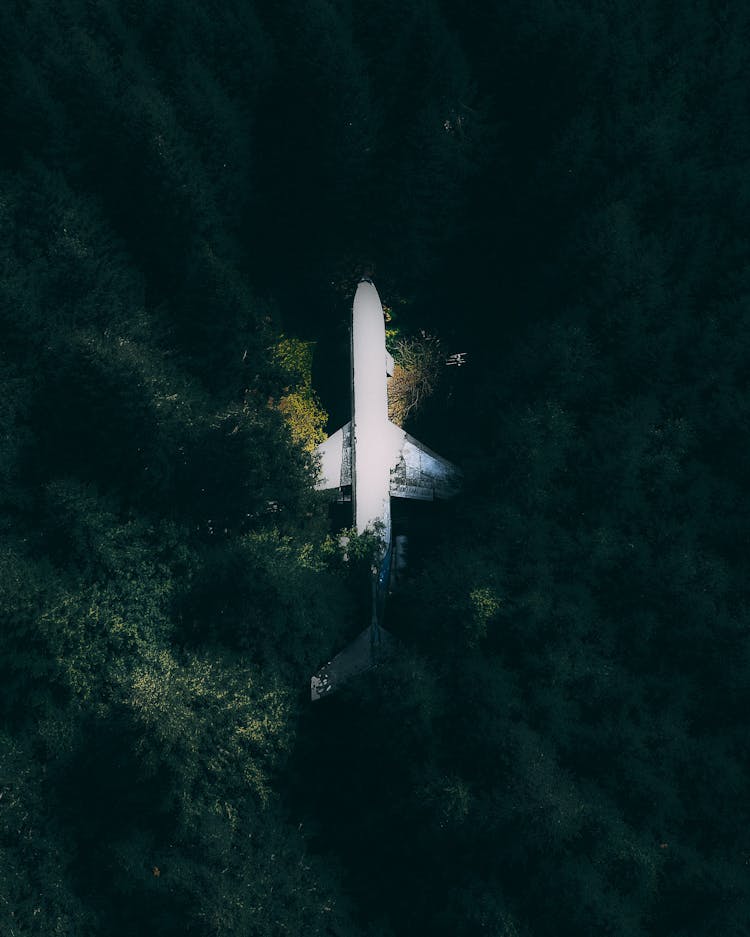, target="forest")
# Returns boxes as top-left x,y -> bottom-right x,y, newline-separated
1,1 -> 749,935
